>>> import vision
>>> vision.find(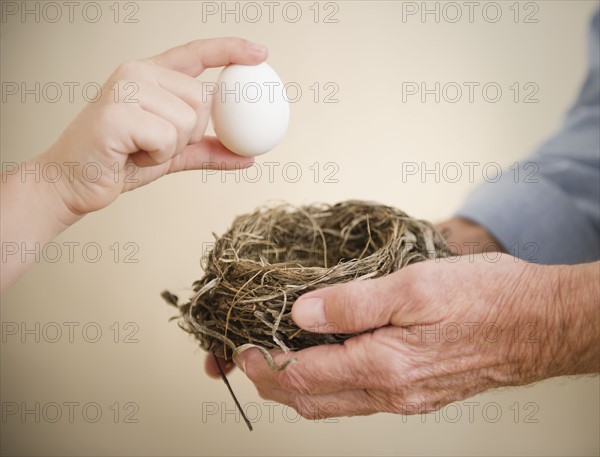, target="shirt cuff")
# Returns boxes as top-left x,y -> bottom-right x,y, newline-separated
456,173 -> 600,265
